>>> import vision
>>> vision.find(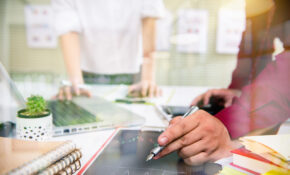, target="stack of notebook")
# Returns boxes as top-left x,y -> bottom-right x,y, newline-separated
0,137 -> 82,175
229,134 -> 290,175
